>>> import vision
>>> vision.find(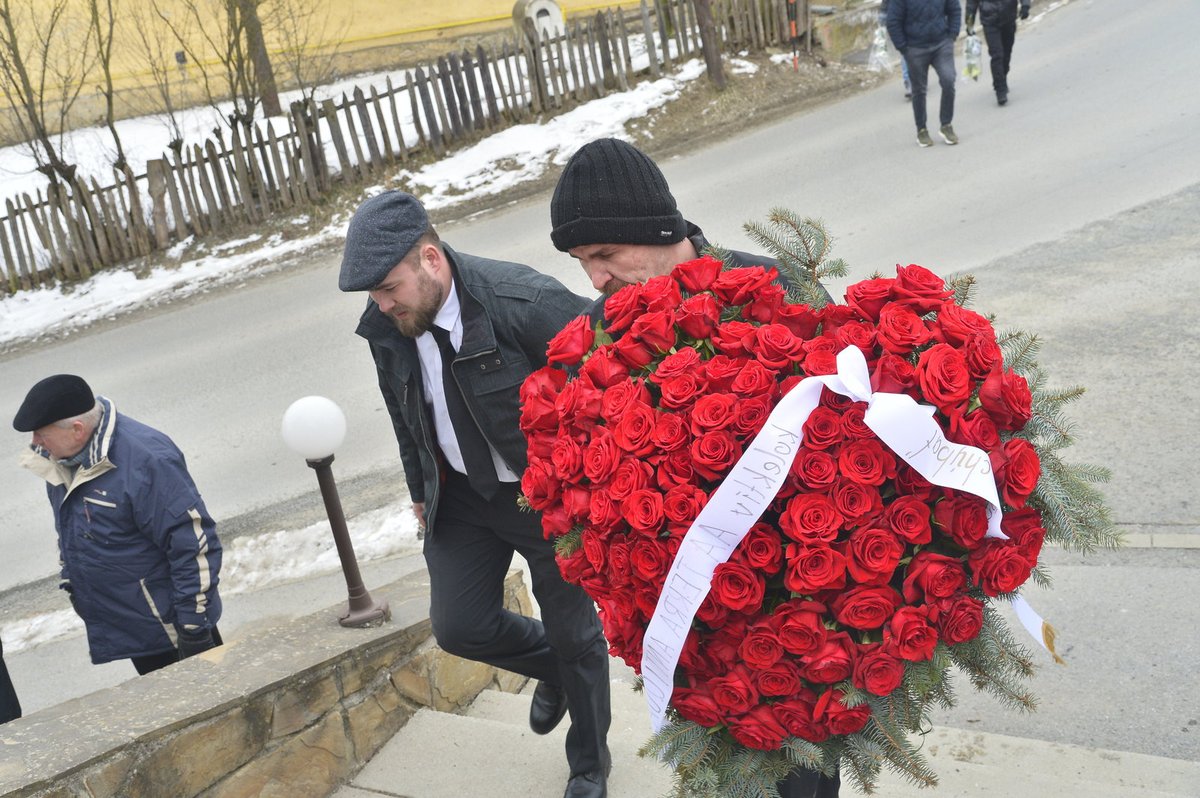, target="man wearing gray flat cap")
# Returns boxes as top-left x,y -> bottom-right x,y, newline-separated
340,190 -> 612,798
14,374 -> 223,675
